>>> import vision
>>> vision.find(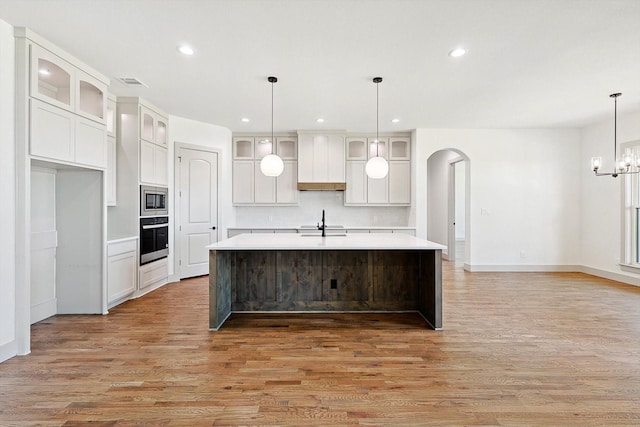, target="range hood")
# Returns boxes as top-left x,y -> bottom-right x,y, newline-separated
297,182 -> 346,191
297,131 -> 347,191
